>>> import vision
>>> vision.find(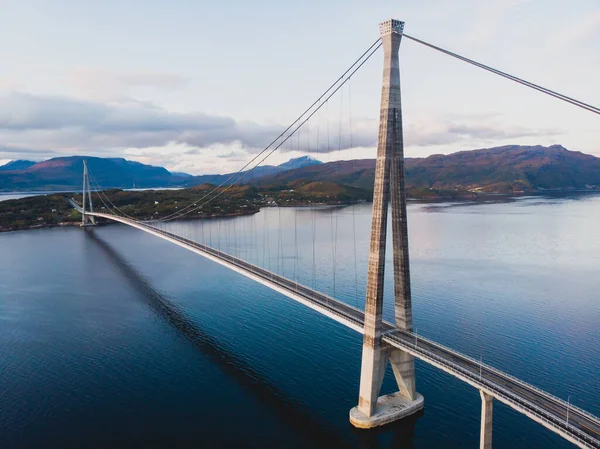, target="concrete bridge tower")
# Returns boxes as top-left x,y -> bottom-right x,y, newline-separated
350,19 -> 424,428
81,160 -> 96,227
